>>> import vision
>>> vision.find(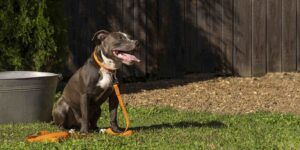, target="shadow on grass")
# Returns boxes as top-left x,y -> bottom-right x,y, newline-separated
130,121 -> 226,131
